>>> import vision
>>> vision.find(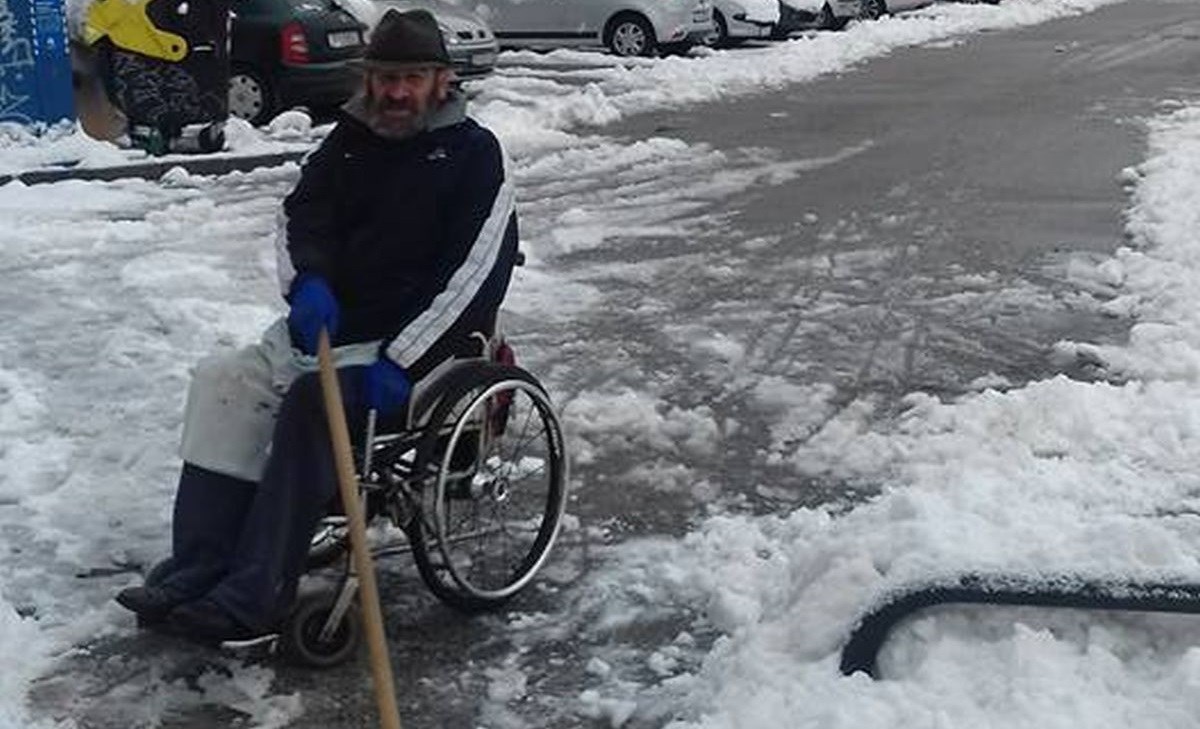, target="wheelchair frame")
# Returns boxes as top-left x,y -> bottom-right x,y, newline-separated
285,334 -> 569,667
